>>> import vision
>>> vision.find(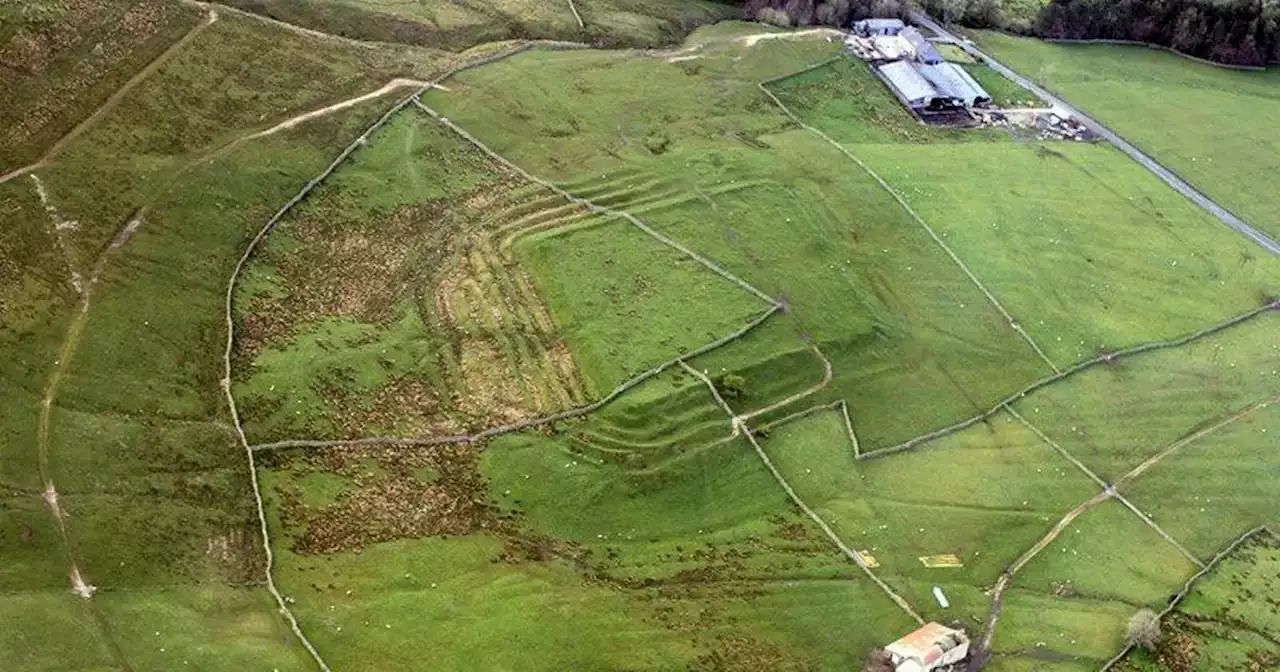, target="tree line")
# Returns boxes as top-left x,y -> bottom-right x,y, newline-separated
1033,0 -> 1280,66
731,0 -> 1280,66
